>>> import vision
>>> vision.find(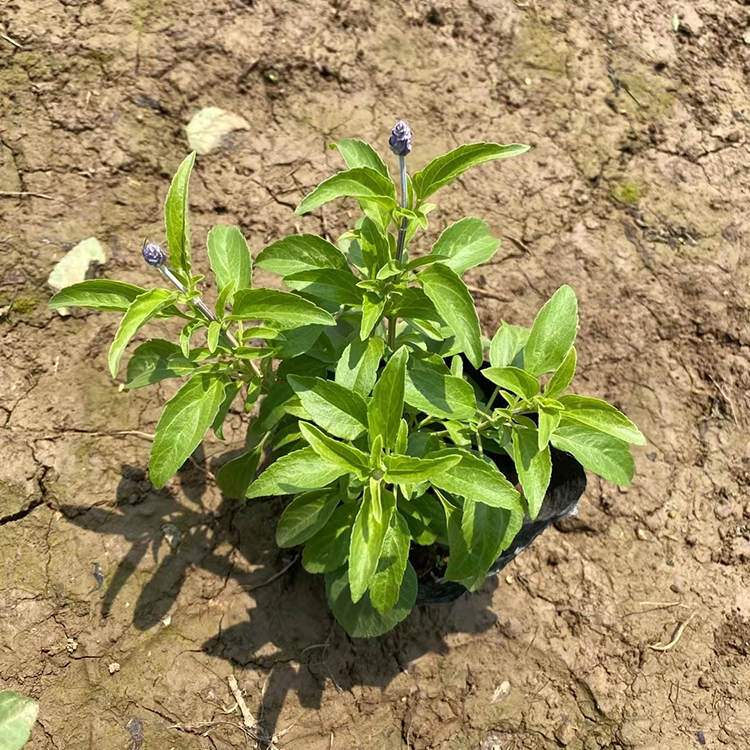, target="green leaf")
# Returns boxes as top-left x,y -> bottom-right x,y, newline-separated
545,346 -> 577,399
512,426 -> 552,520
332,138 -> 389,177
247,447 -> 347,498
284,268 -> 364,306
524,285 -> 578,376
149,373 -> 228,488
558,395 -> 646,445
164,151 -> 196,274
230,289 -> 335,329
413,142 -> 530,201
389,286 -> 443,323
430,218 -> 500,275
369,511 -> 410,614
108,289 -> 177,377
256,382 -> 295,431
215,283 -> 234,319
383,453 -> 462,485
325,562 -> 417,638
370,433 -> 384,467
335,338 -> 384,397
482,366 -> 540,401
276,490 -> 341,548
359,217 -> 392,273
429,448 -> 522,511
360,292 -> 385,339
212,381 -> 241,440
442,497 -> 523,590
489,323 -> 530,368
0,690 -> 39,750
207,225 -> 252,299
303,503 -> 358,573
125,339 -> 196,389
537,404 -> 561,450
180,318 -> 200,357
404,202 -> 436,243
394,421 -> 407,457
216,441 -> 264,499
419,264 -> 482,368
256,234 -> 349,277
49,279 -> 148,313
207,320 -> 221,353
349,485 -> 396,602
406,431 -> 441,458
295,167 -> 397,217
399,492 -> 446,545
404,363 -> 477,420
369,346 -> 409,449
299,422 -> 370,477
288,376 -> 368,440
551,421 -> 635,487
273,324 -> 325,358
